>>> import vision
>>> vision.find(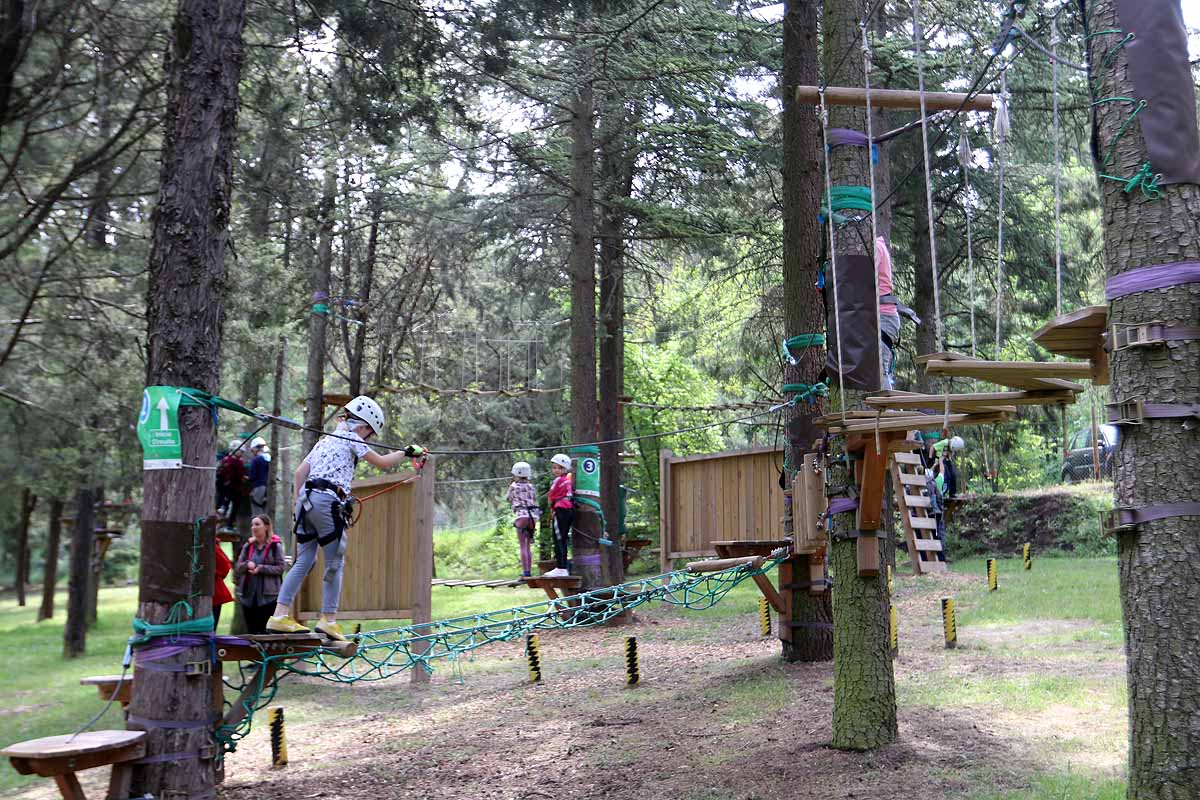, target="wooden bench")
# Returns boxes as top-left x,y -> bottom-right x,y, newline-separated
3,730 -> 146,800
79,676 -> 132,708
